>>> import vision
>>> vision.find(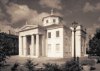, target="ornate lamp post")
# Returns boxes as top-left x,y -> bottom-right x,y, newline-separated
72,21 -> 78,61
